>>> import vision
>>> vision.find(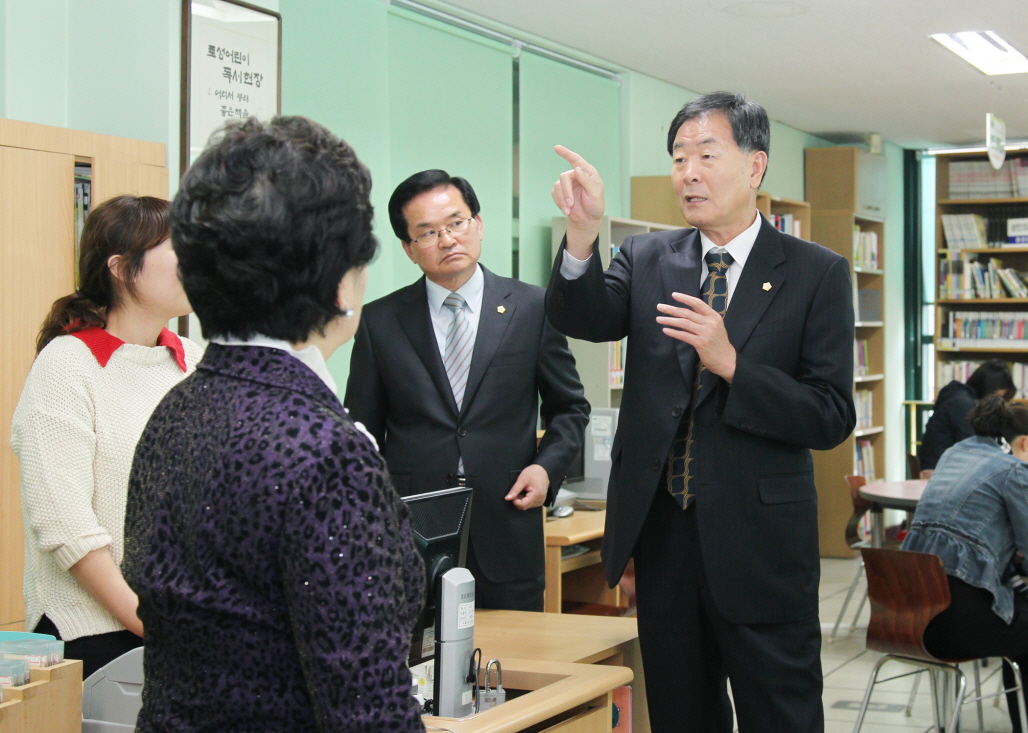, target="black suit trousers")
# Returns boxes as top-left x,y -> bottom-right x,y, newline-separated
634,489 -> 824,733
